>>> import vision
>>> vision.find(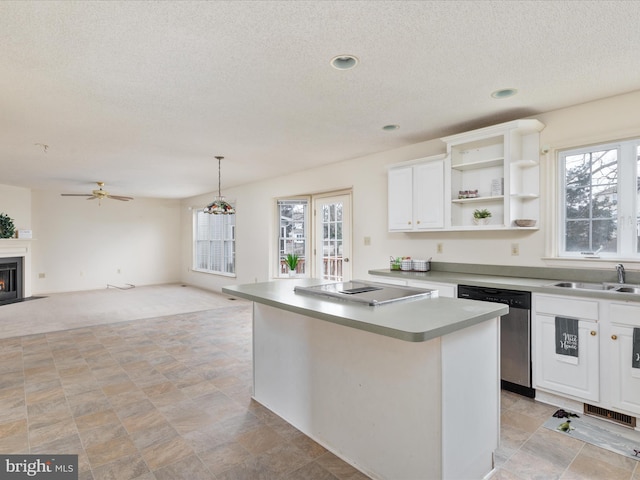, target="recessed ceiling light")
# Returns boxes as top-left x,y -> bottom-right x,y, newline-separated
382,124 -> 400,131
330,55 -> 359,70
491,88 -> 518,99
